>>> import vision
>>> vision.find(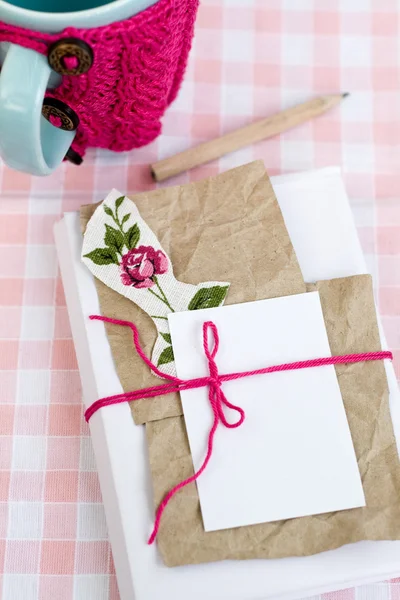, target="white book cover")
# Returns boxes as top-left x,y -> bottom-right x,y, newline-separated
54,167 -> 400,600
